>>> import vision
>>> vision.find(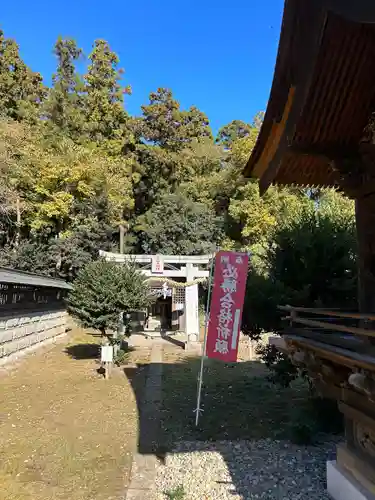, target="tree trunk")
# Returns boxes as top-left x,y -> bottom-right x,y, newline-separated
119,224 -> 125,254
14,196 -> 21,248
